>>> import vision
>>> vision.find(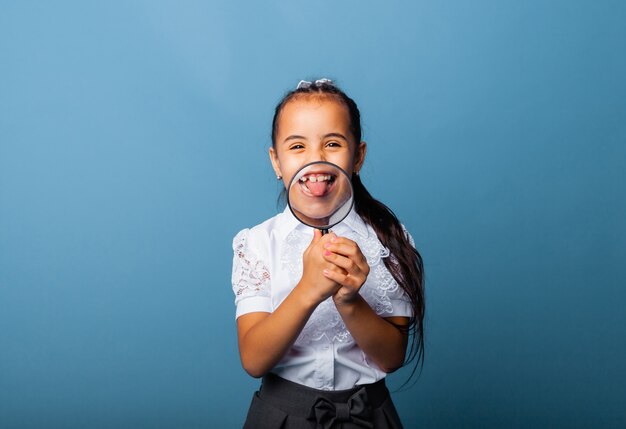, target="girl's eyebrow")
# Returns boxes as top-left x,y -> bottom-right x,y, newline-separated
324,133 -> 348,141
283,135 -> 307,143
282,132 -> 348,144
